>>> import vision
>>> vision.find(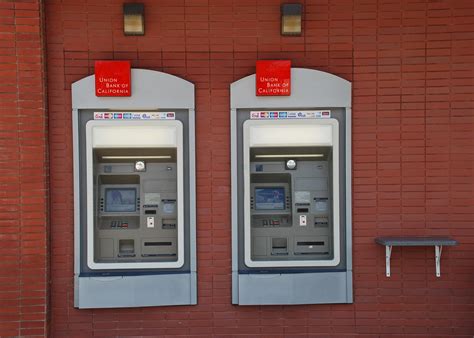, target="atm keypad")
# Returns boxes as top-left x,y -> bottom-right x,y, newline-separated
254,216 -> 289,227
109,220 -> 129,229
